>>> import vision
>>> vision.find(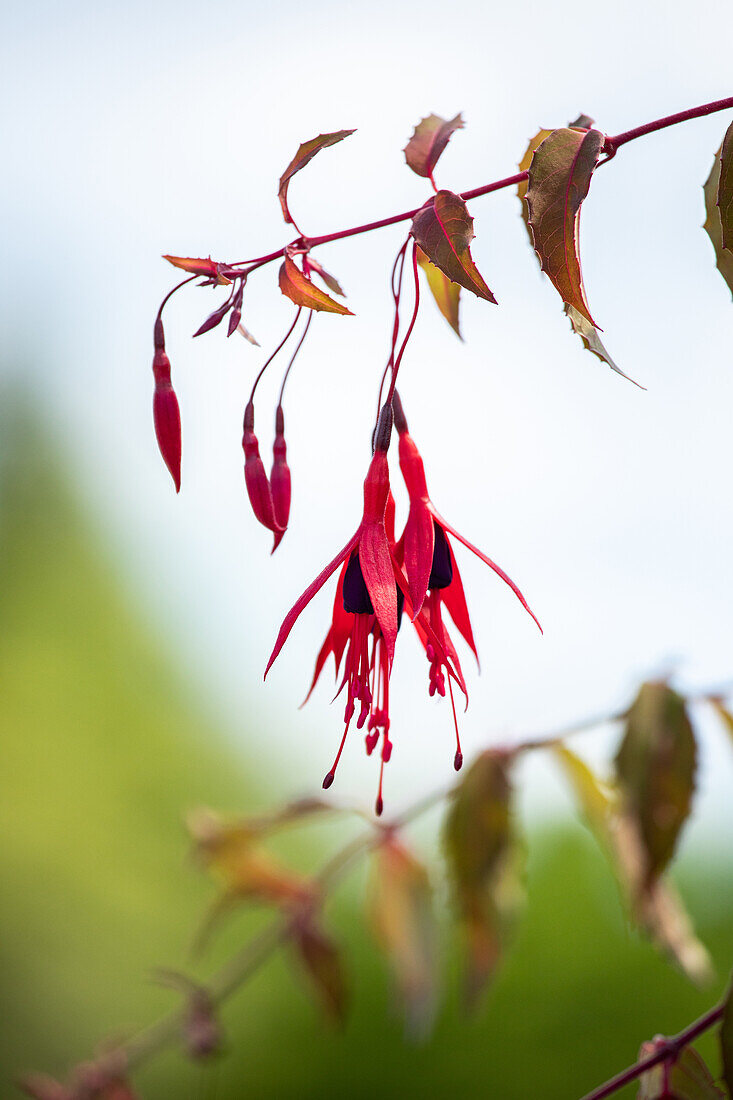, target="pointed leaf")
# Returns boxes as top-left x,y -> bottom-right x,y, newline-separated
721,974 -> 733,1097
637,1040 -> 724,1099
416,245 -> 462,337
278,130 -> 356,224
565,304 -> 645,387
552,744 -> 616,857
637,877 -> 714,986
517,128 -> 552,243
370,836 -> 439,1040
525,126 -> 605,325
293,921 -> 348,1025
404,113 -> 464,179
279,257 -> 353,315
443,750 -> 523,1006
614,682 -> 697,885
306,256 -> 346,297
411,191 -> 496,303
718,121 -> 733,251
236,322 -> 260,346
163,255 -> 231,285
703,142 -> 733,299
